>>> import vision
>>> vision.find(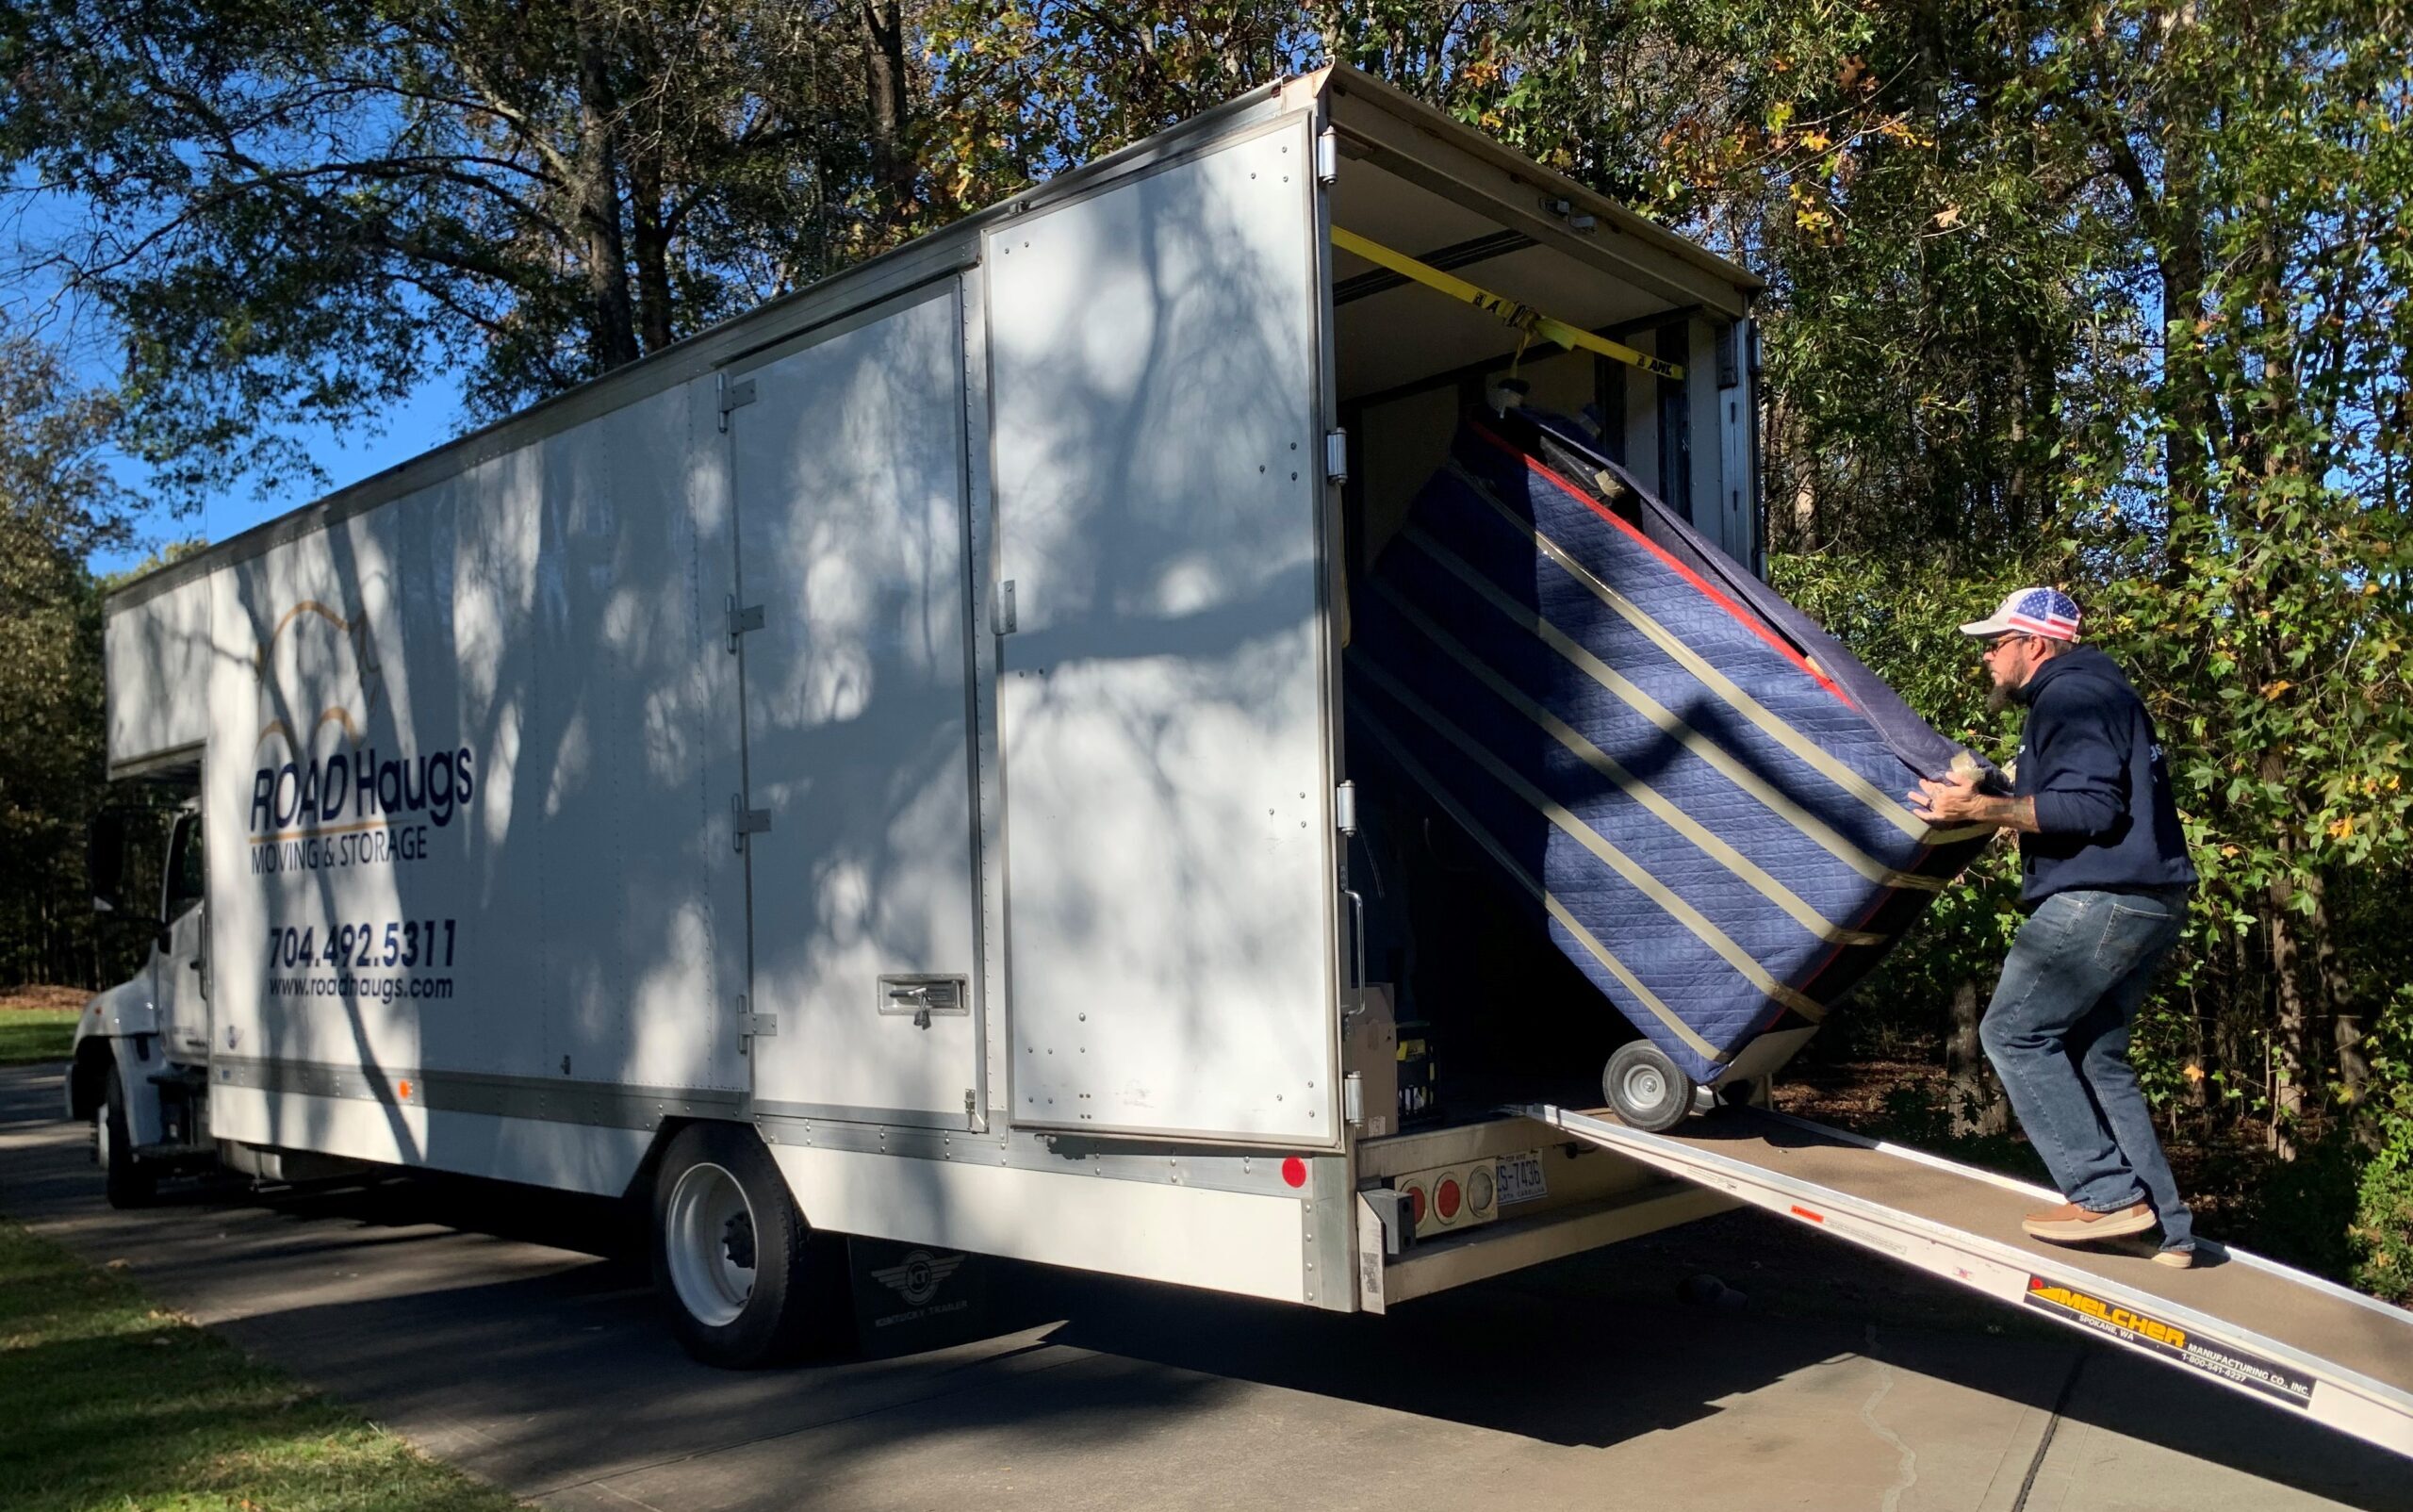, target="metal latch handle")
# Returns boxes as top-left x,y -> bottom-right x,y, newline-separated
888,981 -> 934,1029
1340,886 -> 1367,1026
